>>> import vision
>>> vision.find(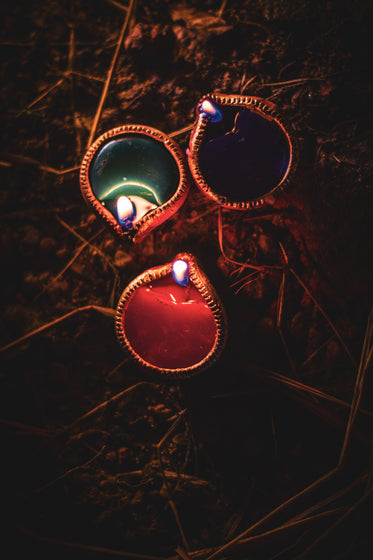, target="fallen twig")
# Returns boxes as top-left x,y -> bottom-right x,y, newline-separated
338,307 -> 373,467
